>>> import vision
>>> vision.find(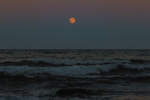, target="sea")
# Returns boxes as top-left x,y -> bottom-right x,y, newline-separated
0,49 -> 150,100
